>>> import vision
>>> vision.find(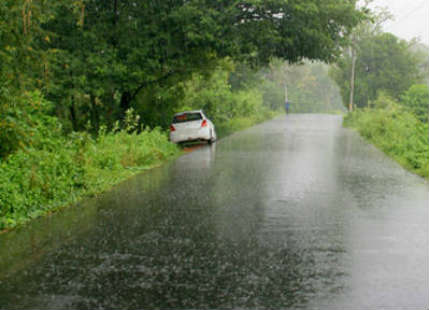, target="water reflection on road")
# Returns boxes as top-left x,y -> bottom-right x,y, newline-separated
0,114 -> 428,309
